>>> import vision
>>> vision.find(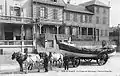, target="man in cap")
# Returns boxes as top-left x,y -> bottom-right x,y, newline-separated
63,53 -> 69,70
43,53 -> 49,72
